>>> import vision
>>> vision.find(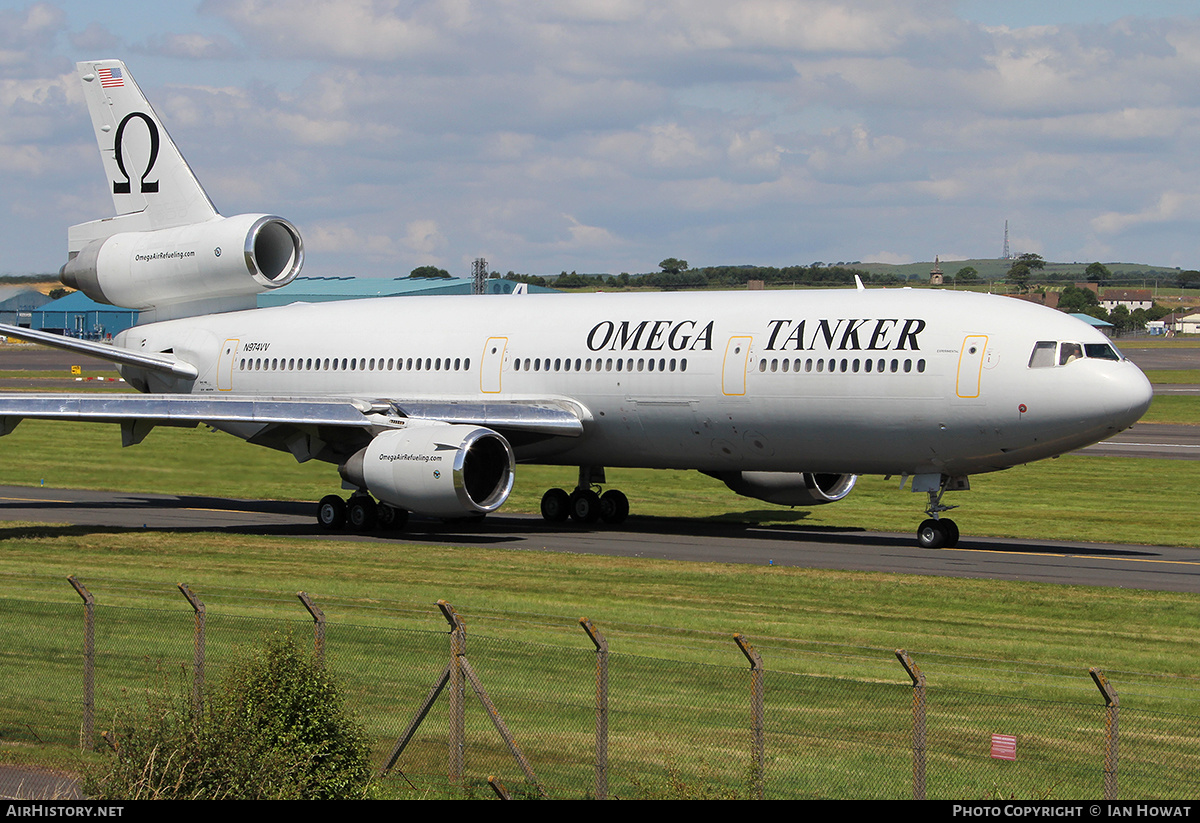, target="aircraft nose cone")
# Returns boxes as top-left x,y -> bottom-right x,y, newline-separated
1112,363 -> 1154,429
